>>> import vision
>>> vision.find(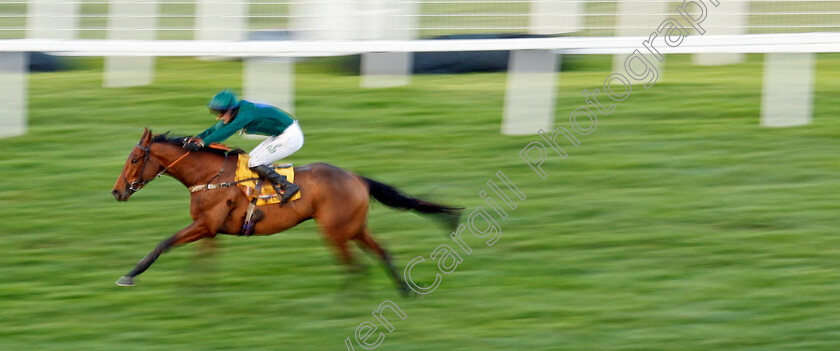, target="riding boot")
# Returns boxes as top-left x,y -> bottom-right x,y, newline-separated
250,165 -> 300,204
